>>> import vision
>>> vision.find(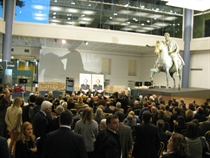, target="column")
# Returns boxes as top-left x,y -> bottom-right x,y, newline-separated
182,9 -> 193,88
2,0 -> 15,62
